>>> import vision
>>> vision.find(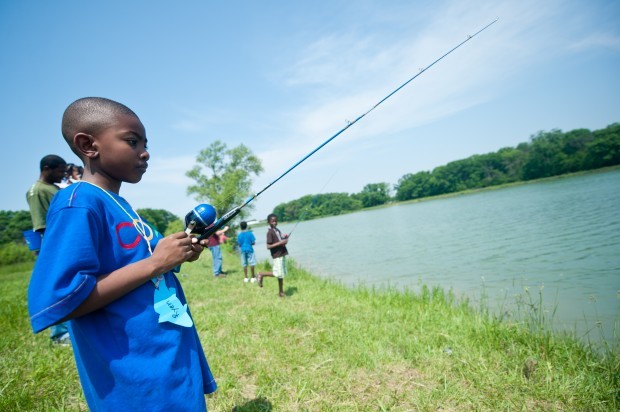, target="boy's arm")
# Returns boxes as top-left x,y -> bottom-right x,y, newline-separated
66,233 -> 205,319
266,230 -> 287,249
266,239 -> 288,249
